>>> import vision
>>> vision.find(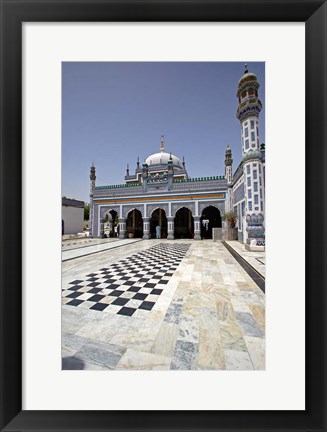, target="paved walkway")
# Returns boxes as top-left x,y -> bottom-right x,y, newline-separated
225,241 -> 266,278
62,238 -> 142,261
62,239 -> 265,370
62,238 -> 110,251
